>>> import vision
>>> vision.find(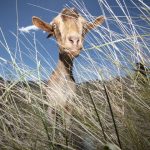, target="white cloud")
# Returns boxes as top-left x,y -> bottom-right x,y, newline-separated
19,25 -> 39,33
